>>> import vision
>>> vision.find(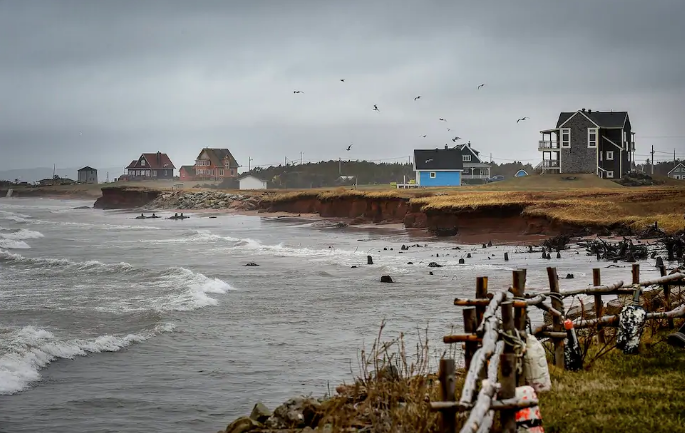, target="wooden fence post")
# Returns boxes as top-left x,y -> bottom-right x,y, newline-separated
499,301 -> 517,433
658,265 -> 674,329
439,358 -> 456,433
547,267 -> 565,368
512,269 -> 527,332
593,268 -> 605,343
475,277 -> 489,326
462,307 -> 478,370
632,263 -> 640,285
